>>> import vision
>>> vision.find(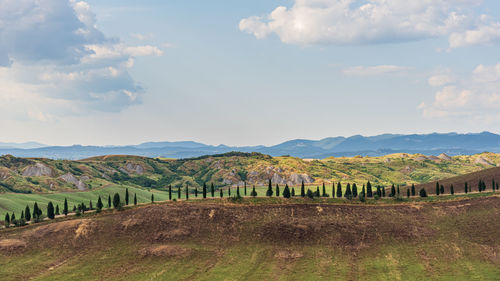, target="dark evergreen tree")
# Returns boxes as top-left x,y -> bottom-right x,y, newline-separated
125,188 -> 129,205
186,185 -> 189,200
33,202 -> 39,220
283,184 -> 291,198
220,188 -> 223,198
4,213 -> 9,227
10,213 -> 15,223
203,183 -> 207,199
397,185 -> 400,196
407,188 -> 410,198
177,187 -> 181,199
465,182 -> 468,194
151,193 -> 154,203
440,185 -> 445,195
419,188 -> 428,197
390,184 -> 396,197
211,183 -> 215,197
266,180 -> 273,197
291,188 -> 295,197
359,189 -> 365,202
108,195 -> 111,208
169,185 -> 172,200
436,182 -> 440,195
345,183 -> 352,199
113,193 -> 121,209
336,182 -> 342,198
450,184 -> 454,195
228,187 -> 231,197
134,193 -> 137,205
251,186 -> 257,197
237,185 -> 241,197
382,186 -> 386,197
352,183 -> 358,198
332,183 -> 335,198
315,186 -> 320,197
275,184 -> 280,197
306,189 -> 314,199
492,179 -> 495,191
20,211 -> 24,220
63,198 -> 68,216
97,196 -> 103,210
301,181 -> 305,197
376,186 -> 381,197
89,200 -> 93,210
73,205 -> 76,212
25,205 -> 31,221
244,182 -> 247,196
411,184 -> 416,196
55,205 -> 60,215
47,202 -> 55,219
322,183 -> 326,197
195,188 -> 198,197
367,181 -> 373,197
